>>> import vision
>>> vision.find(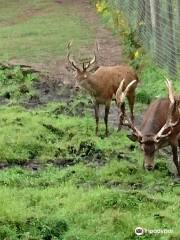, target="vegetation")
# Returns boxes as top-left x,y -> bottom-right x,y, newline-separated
0,0 -> 179,239
94,0 -> 180,104
1,162 -> 180,239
